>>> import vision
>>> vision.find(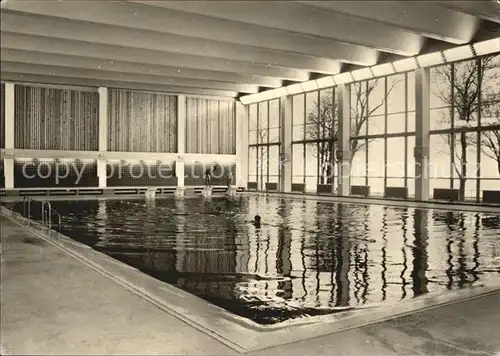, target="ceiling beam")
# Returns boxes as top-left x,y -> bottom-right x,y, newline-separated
0,72 -> 238,98
435,1 -> 500,24
0,13 -> 343,74
0,1 -> 378,65
1,62 -> 260,93
132,0 -> 423,56
1,48 -> 283,88
295,1 -> 480,45
0,32 -> 308,82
